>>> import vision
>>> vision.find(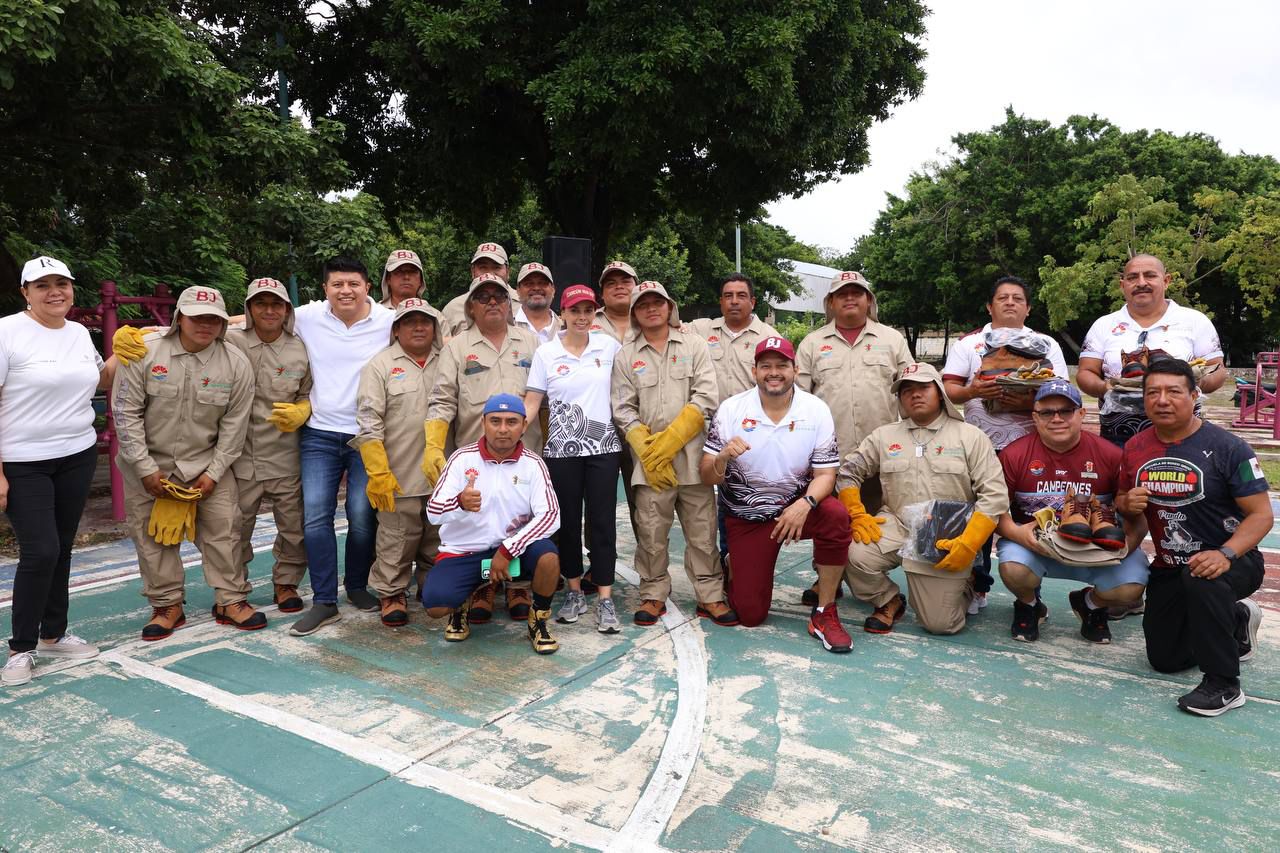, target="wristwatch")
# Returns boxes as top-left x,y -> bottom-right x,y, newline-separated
1218,545 -> 1237,561
803,495 -> 819,510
